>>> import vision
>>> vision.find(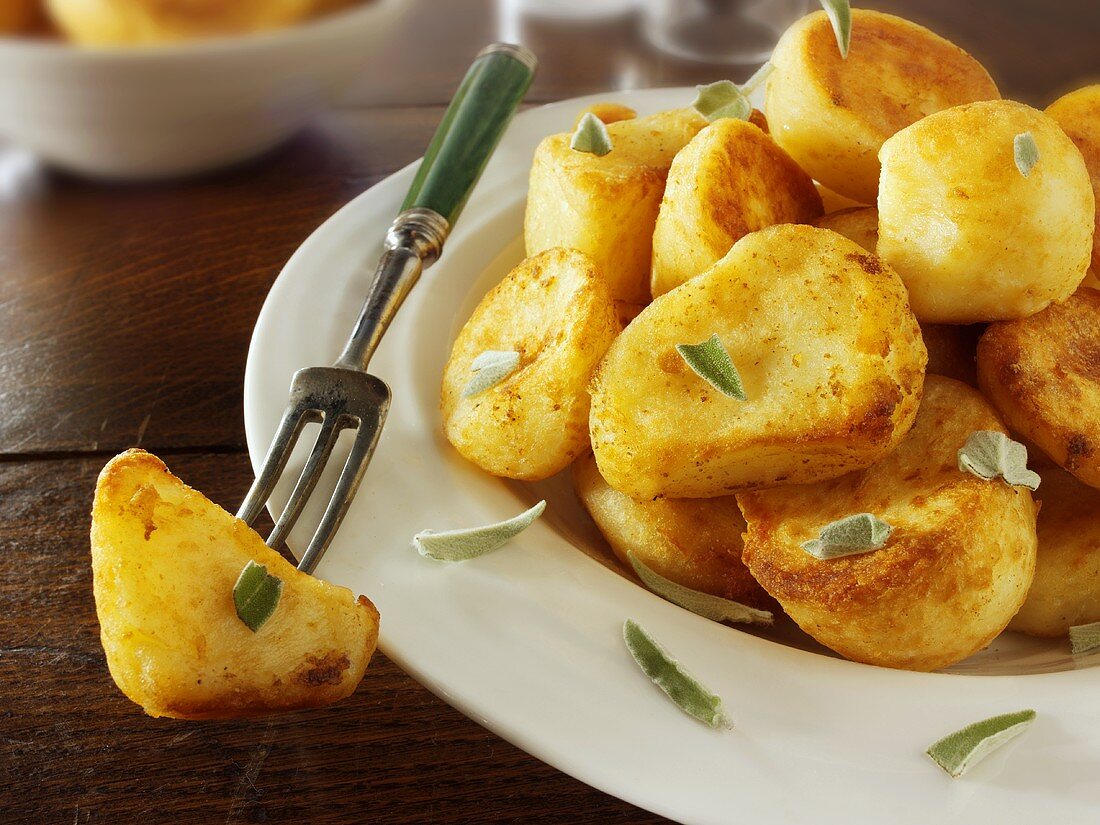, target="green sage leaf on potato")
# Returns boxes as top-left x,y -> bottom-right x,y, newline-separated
691,80 -> 752,123
675,334 -> 747,400
232,560 -> 284,632
462,349 -> 520,398
819,0 -> 852,58
1014,132 -> 1040,178
957,430 -> 1040,491
570,112 -> 613,156
801,513 -> 892,559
